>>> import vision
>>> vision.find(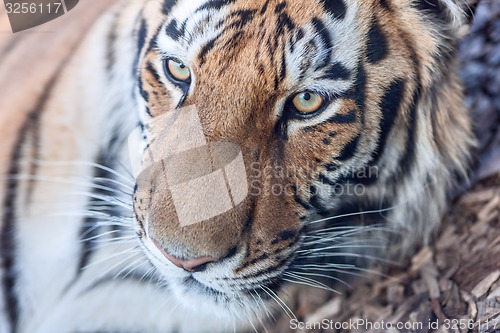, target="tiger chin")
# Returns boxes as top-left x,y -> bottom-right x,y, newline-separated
1,0 -> 477,332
